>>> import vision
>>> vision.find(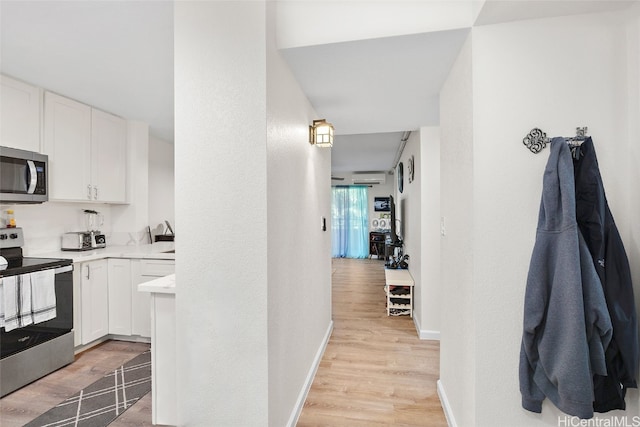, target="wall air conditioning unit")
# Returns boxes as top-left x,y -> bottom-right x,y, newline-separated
351,172 -> 386,185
